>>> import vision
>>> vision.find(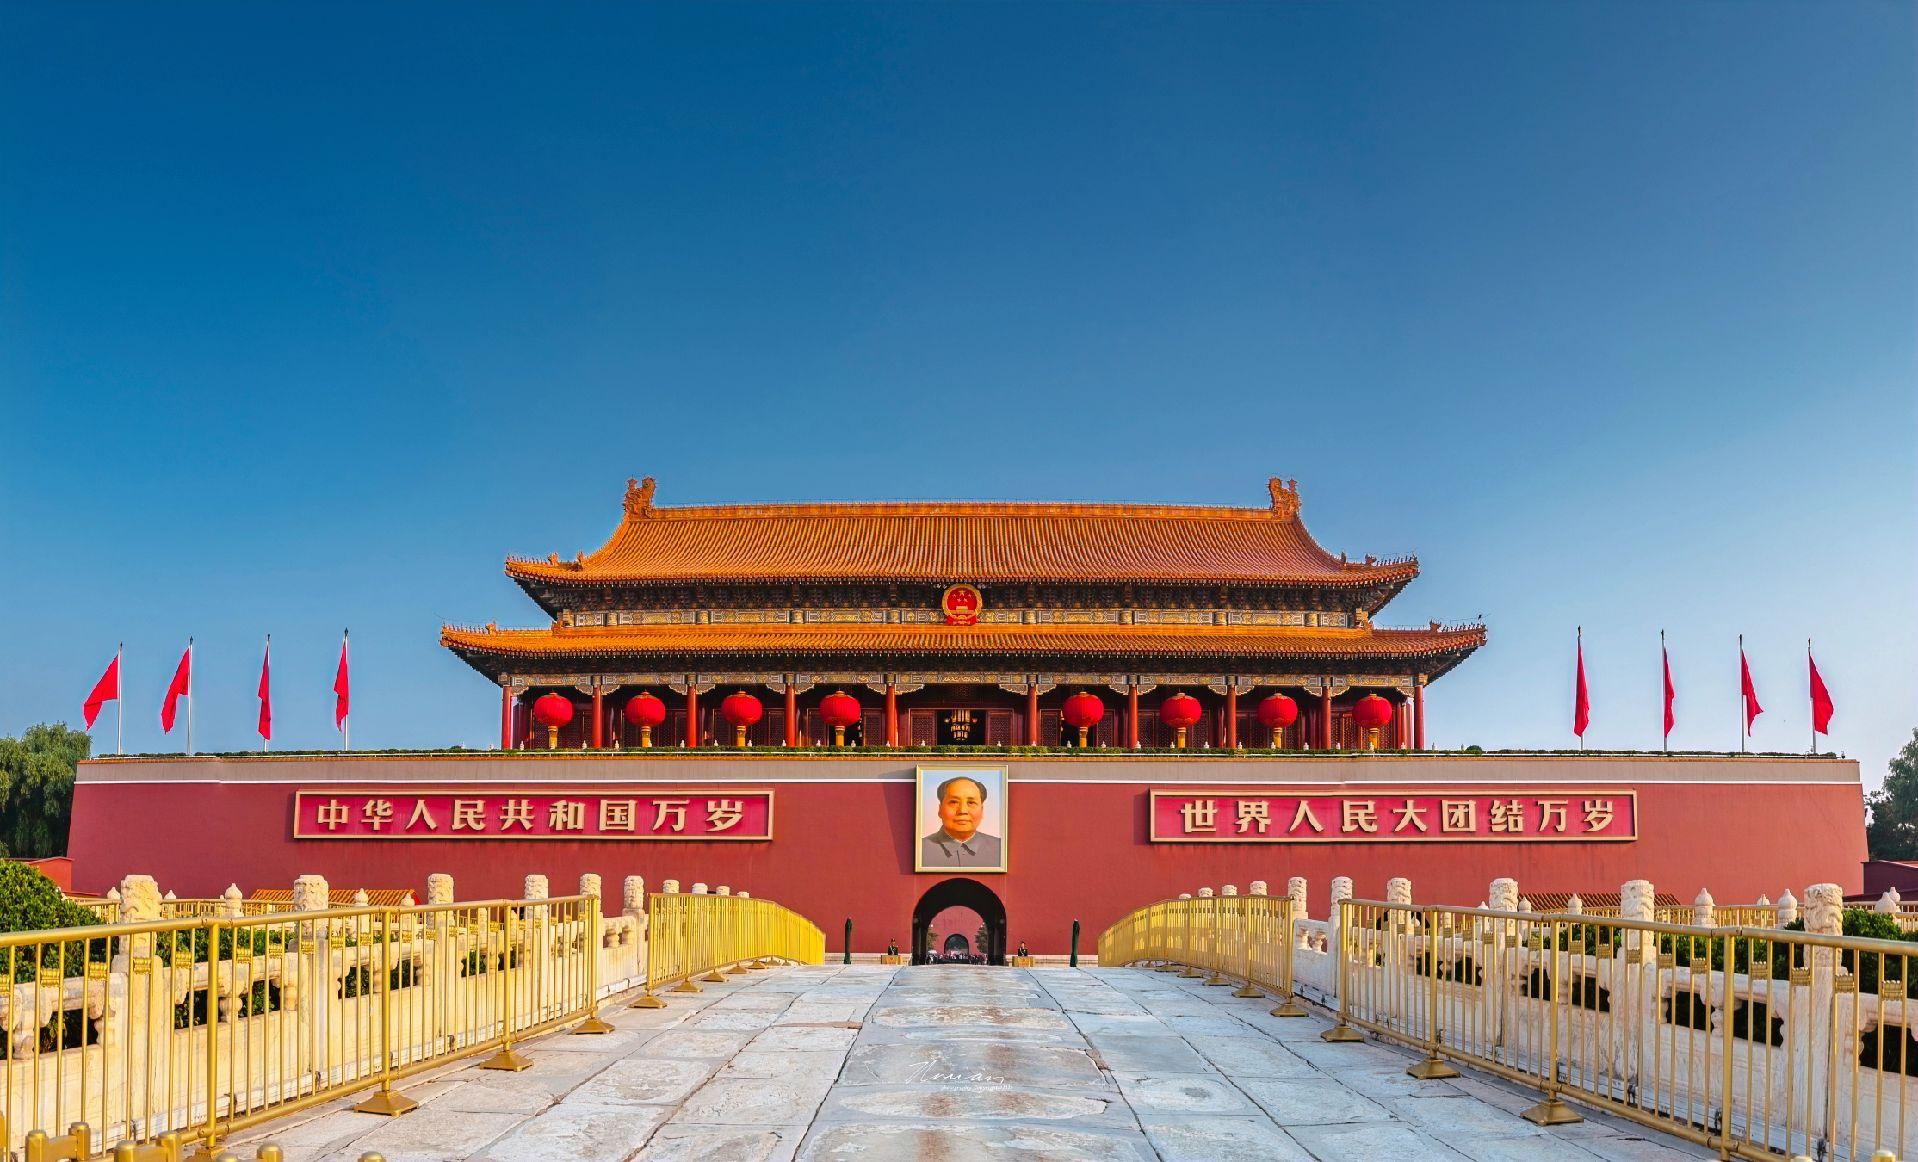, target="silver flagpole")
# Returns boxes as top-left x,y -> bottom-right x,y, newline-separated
186,637 -> 194,757
1807,638 -> 1814,757
1738,633 -> 1746,754
263,634 -> 271,753
116,642 -> 124,756
1660,628 -> 1667,754
343,628 -> 351,752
